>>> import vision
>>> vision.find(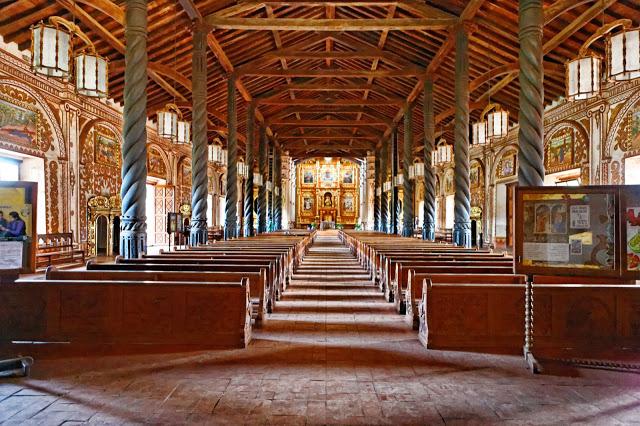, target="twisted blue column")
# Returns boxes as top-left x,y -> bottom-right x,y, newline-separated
390,131 -> 398,235
257,127 -> 268,233
119,0 -> 148,258
225,76 -> 238,239
380,138 -> 389,233
453,24 -> 472,248
518,0 -> 545,186
190,24 -> 209,245
402,107 -> 414,238
422,78 -> 436,241
373,147 -> 381,231
244,104 -> 255,237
